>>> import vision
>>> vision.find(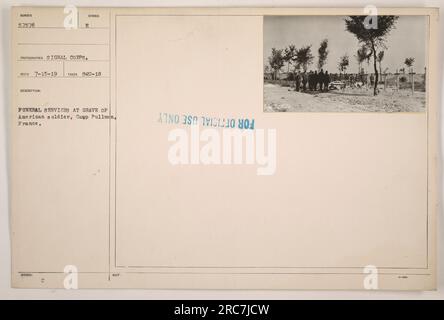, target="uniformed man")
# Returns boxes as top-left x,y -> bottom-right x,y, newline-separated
324,70 -> 330,91
302,71 -> 308,91
319,69 -> 325,91
295,71 -> 301,92
313,71 -> 319,91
